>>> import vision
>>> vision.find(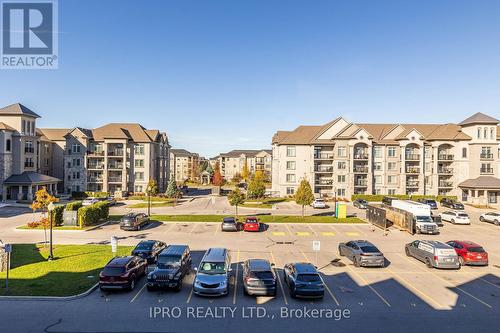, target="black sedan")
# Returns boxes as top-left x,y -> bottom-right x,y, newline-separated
242,259 -> 277,296
440,198 -> 464,210
283,263 -> 324,299
131,240 -> 167,264
353,199 -> 368,209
